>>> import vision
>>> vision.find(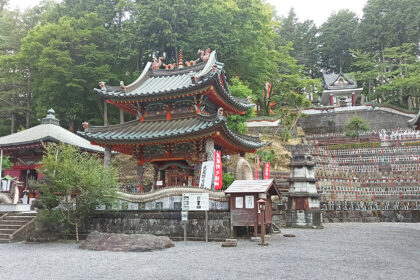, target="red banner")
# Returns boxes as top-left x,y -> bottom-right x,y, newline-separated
214,150 -> 222,190
255,154 -> 260,180
264,162 -> 270,179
